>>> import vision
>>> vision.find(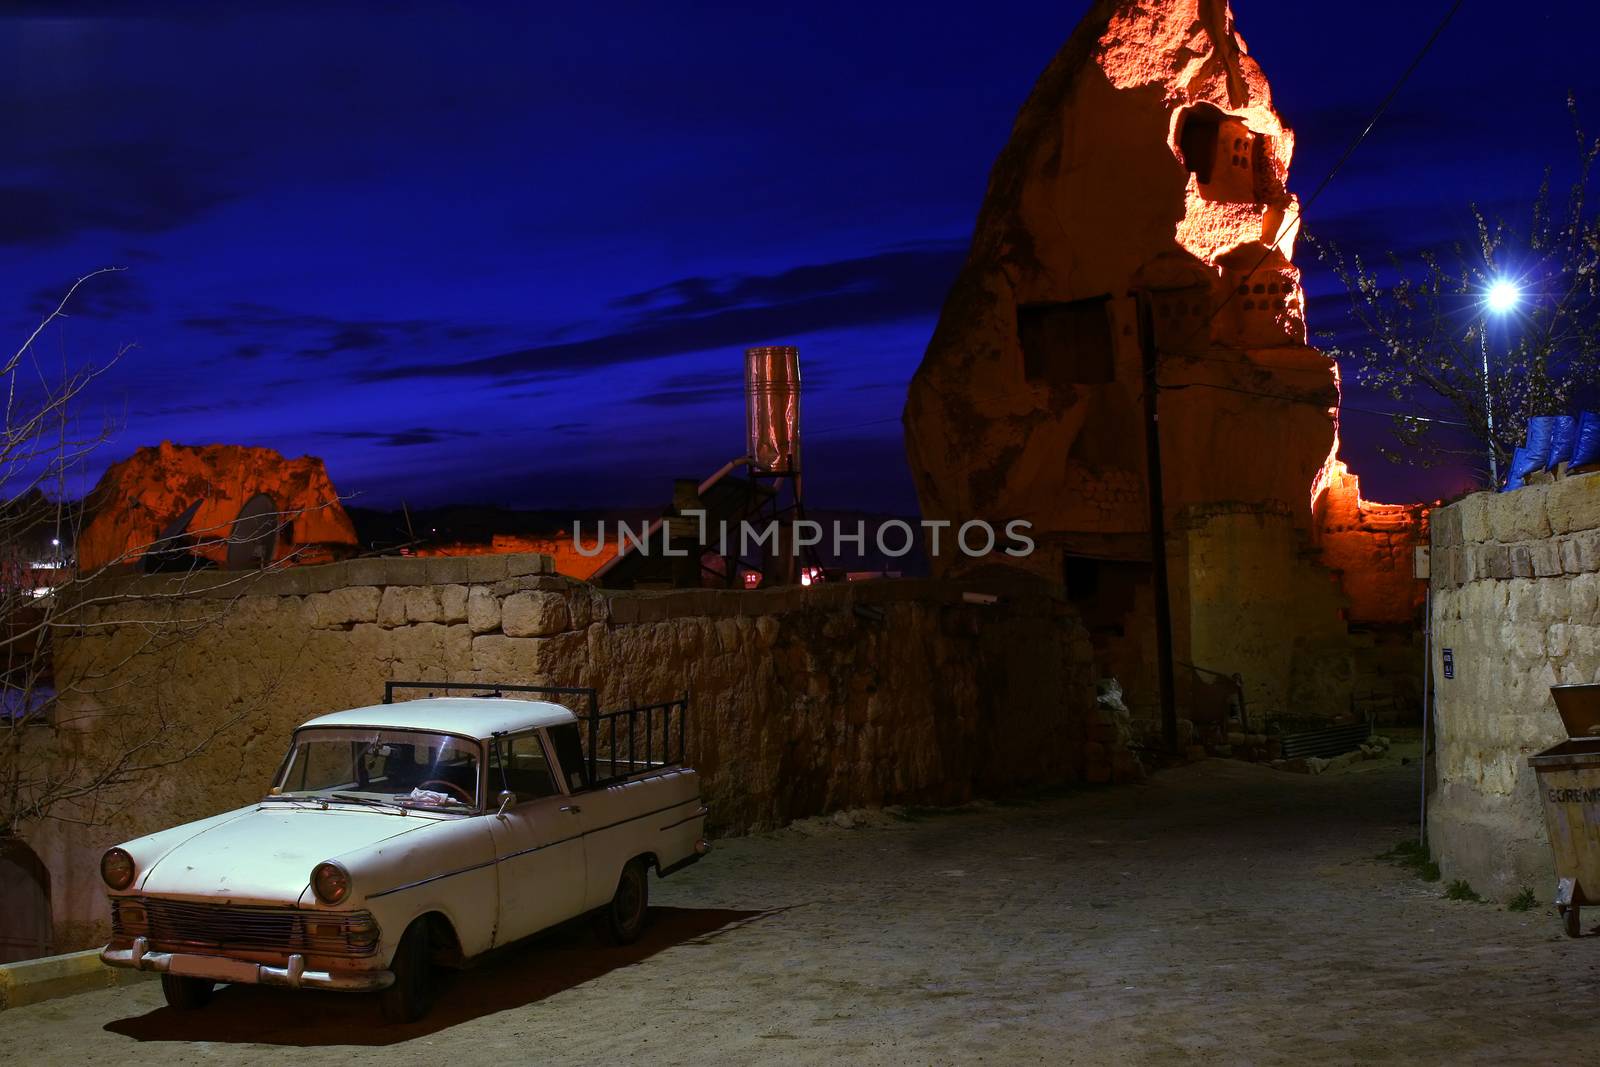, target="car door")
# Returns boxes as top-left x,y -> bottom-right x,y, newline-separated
485,730 -> 586,945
